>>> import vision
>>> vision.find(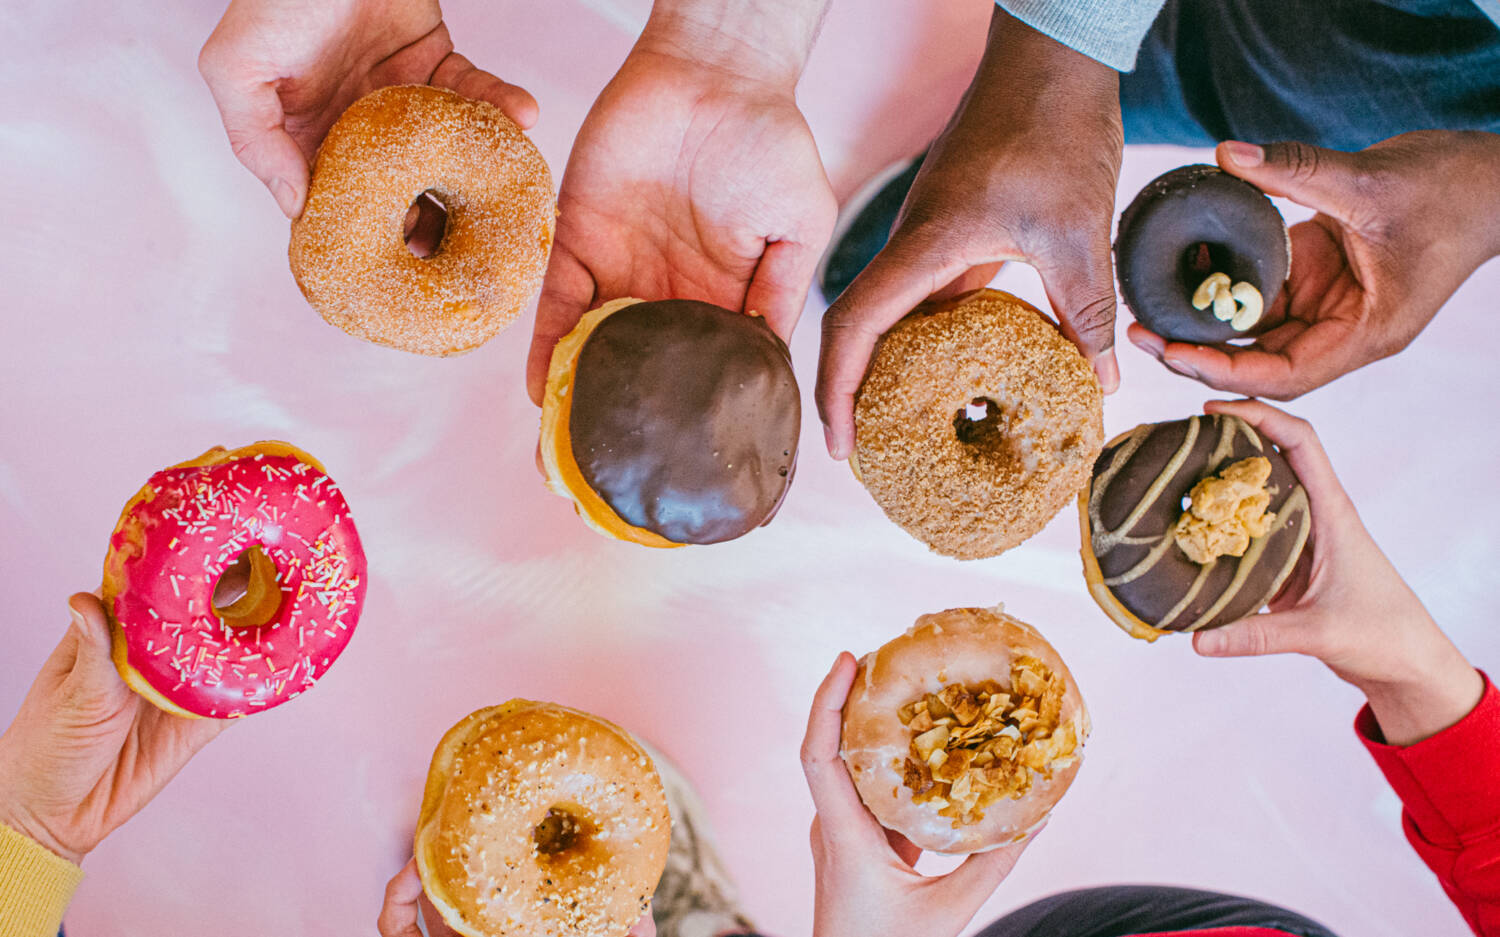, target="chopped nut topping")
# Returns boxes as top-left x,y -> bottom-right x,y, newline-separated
896,657 -> 1076,827
1174,456 -> 1277,564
